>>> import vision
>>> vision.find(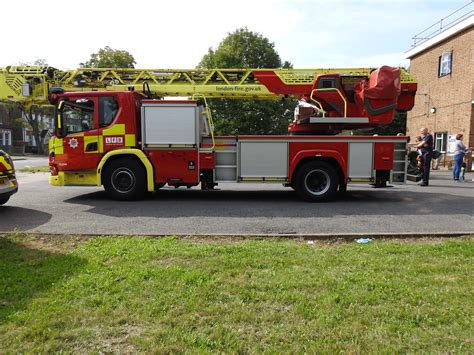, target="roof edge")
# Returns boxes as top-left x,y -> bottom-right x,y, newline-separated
406,15 -> 473,59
